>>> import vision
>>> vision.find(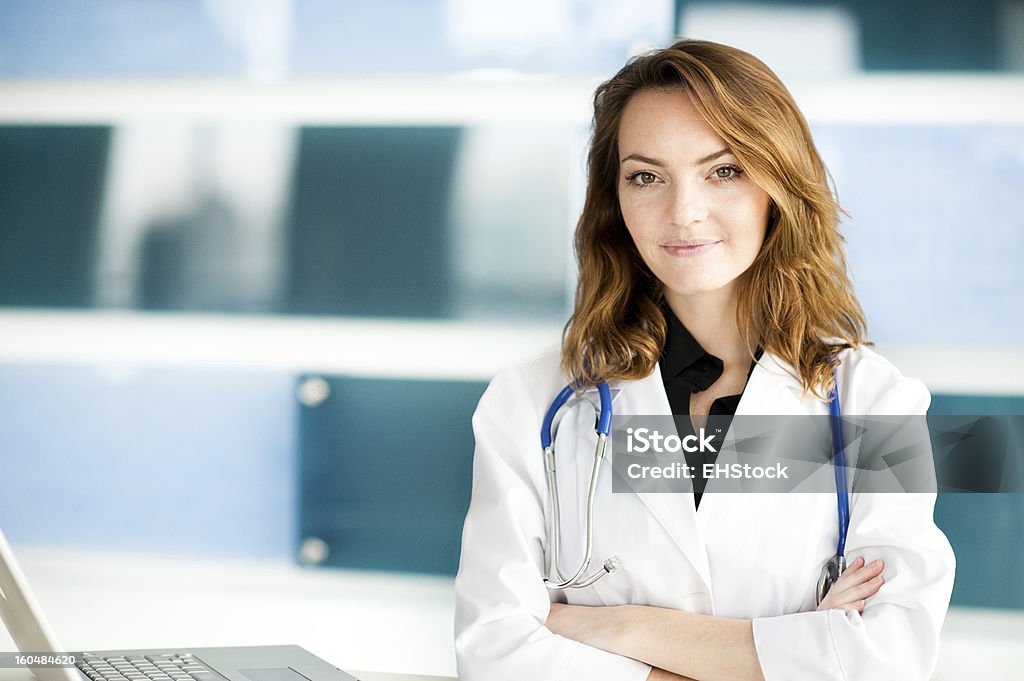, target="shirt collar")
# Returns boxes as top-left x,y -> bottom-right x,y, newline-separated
658,301 -> 764,392
659,302 -> 723,392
